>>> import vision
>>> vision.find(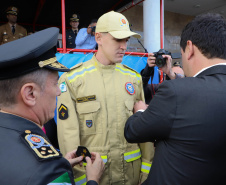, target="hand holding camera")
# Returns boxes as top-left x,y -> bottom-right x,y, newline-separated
87,26 -> 96,36
147,49 -> 174,78
153,49 -> 172,68
147,49 -> 172,68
